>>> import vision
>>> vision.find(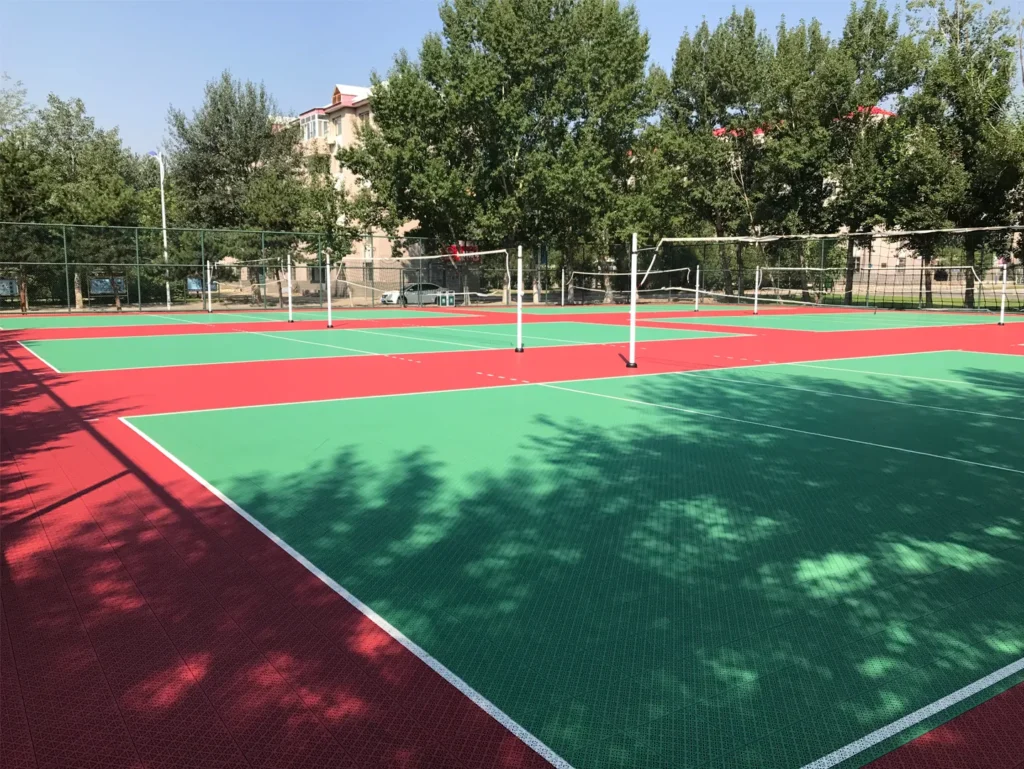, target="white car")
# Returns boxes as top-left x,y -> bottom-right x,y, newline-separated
381,283 -> 447,306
